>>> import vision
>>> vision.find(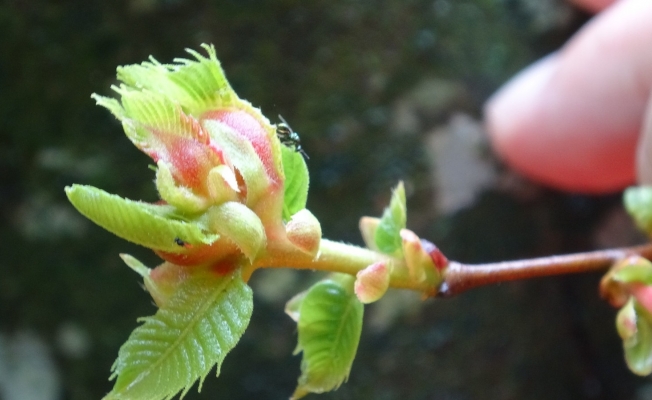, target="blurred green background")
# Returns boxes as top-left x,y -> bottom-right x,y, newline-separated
2,0 -> 650,399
